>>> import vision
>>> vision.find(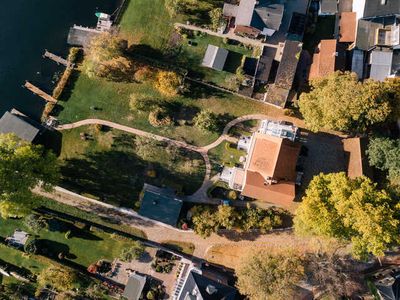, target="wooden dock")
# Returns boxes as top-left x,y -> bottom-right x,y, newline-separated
43,50 -> 74,68
24,81 -> 57,104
